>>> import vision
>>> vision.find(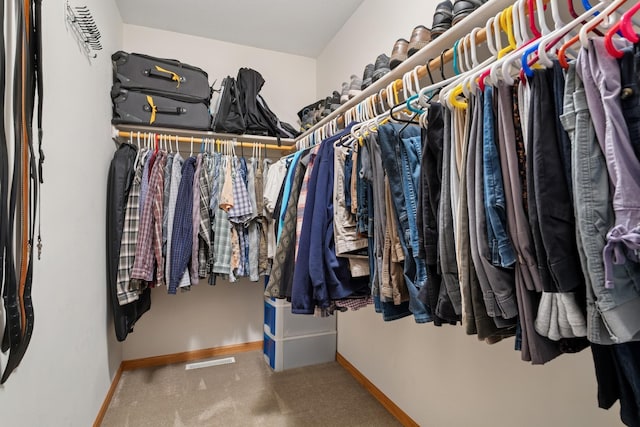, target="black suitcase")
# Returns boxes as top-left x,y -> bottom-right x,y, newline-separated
111,84 -> 212,130
112,51 -> 211,103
